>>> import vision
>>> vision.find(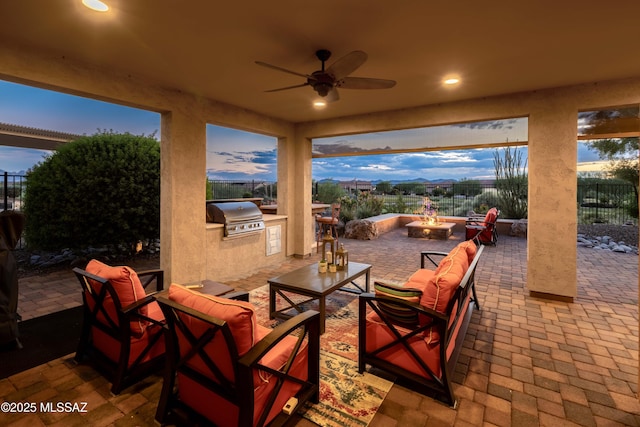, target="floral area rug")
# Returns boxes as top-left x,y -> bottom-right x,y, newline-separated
249,283 -> 393,427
